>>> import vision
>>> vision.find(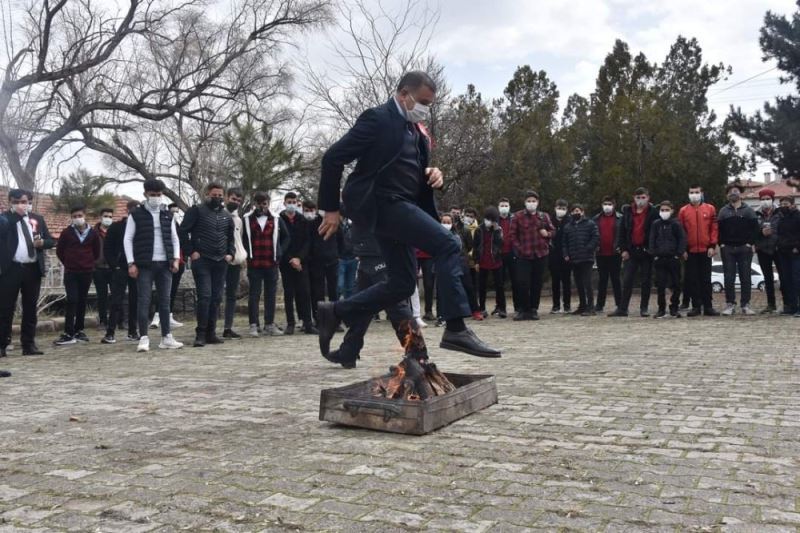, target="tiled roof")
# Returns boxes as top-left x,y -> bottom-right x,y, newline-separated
1,186 -> 135,238
739,180 -> 800,199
